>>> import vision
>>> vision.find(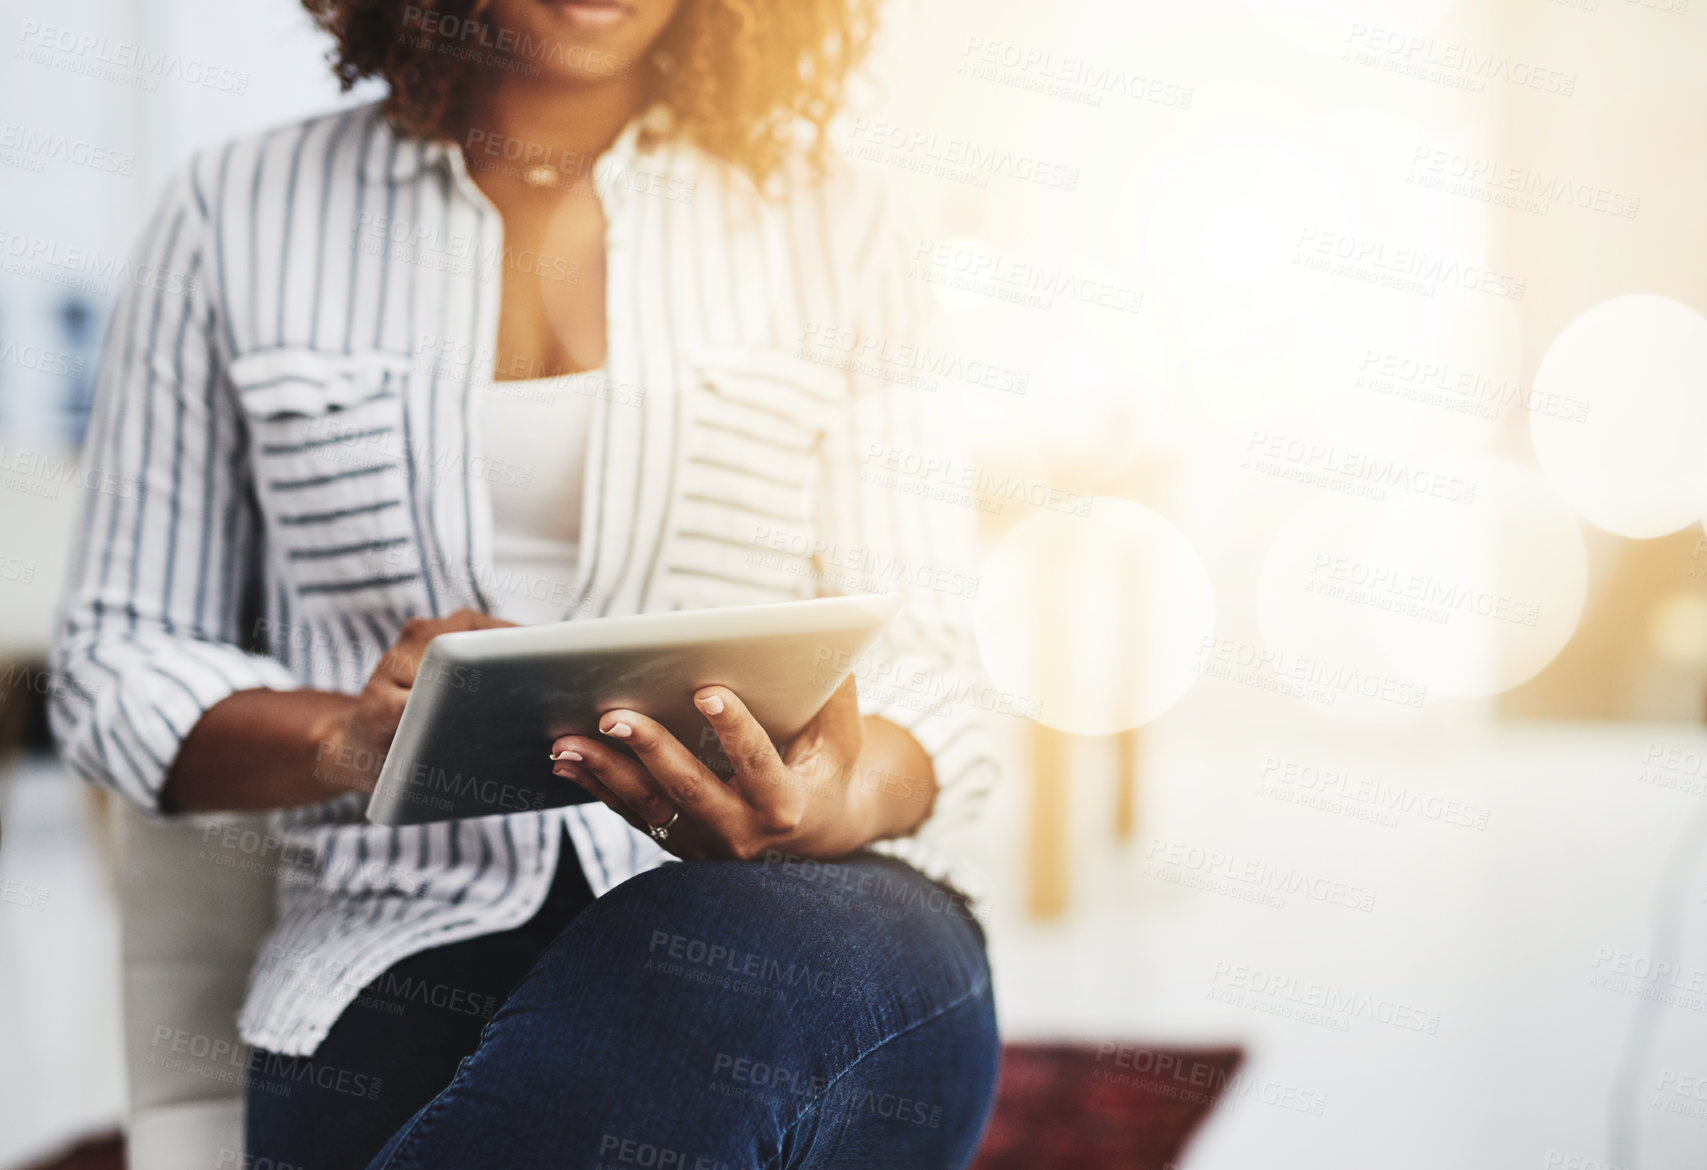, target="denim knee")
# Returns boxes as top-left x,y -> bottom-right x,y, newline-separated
597,855 -> 981,993
501,854 -> 991,1068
